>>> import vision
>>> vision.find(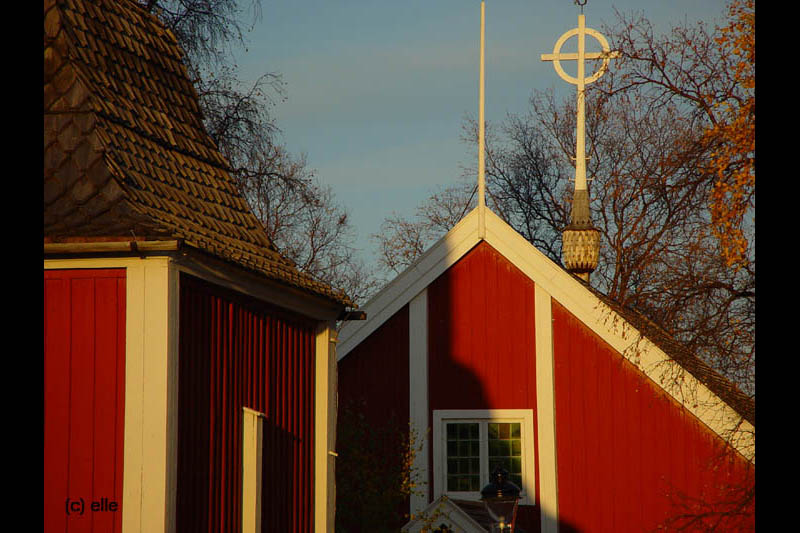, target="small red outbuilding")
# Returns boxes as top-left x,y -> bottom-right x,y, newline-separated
44,1 -> 355,532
